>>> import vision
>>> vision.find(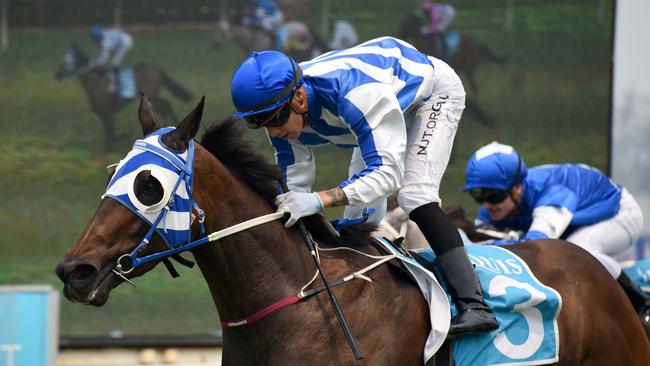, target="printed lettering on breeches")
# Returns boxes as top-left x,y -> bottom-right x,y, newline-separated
417,95 -> 449,155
